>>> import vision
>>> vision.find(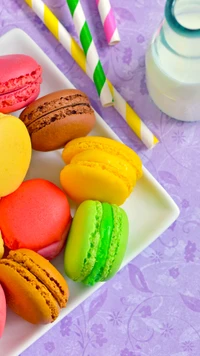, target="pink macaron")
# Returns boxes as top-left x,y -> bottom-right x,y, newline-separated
0,284 -> 6,338
0,54 -> 42,114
